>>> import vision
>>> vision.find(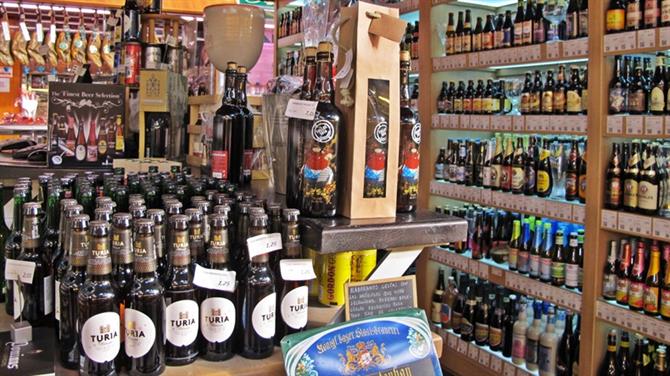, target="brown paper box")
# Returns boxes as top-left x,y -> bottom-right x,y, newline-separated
336,3 -> 407,219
